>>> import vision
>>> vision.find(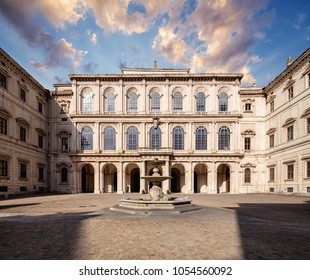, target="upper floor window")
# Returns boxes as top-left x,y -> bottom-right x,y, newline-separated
287,125 -> 294,141
244,168 -> 251,183
173,92 -> 183,111
60,104 -> 67,113
195,126 -> 207,150
20,126 -> 27,142
196,92 -> 205,112
38,135 -> 44,148
150,92 -> 160,112
270,100 -> 274,113
38,102 -> 43,113
173,126 -> 184,150
150,127 -> 161,149
0,73 -> 7,89
307,161 -> 310,178
128,92 -> 137,112
218,126 -> 230,150
307,117 -> 310,134
244,137 -> 251,151
269,134 -> 275,148
82,88 -> 92,113
81,126 -> 93,150
0,117 -> 7,135
245,103 -> 252,111
288,86 -> 294,100
61,137 -> 69,151
104,126 -> 116,150
105,92 -> 115,112
20,89 -> 26,102
308,73 -> 310,88
0,160 -> 8,176
219,92 -> 228,112
38,166 -> 44,181
127,126 -> 138,150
